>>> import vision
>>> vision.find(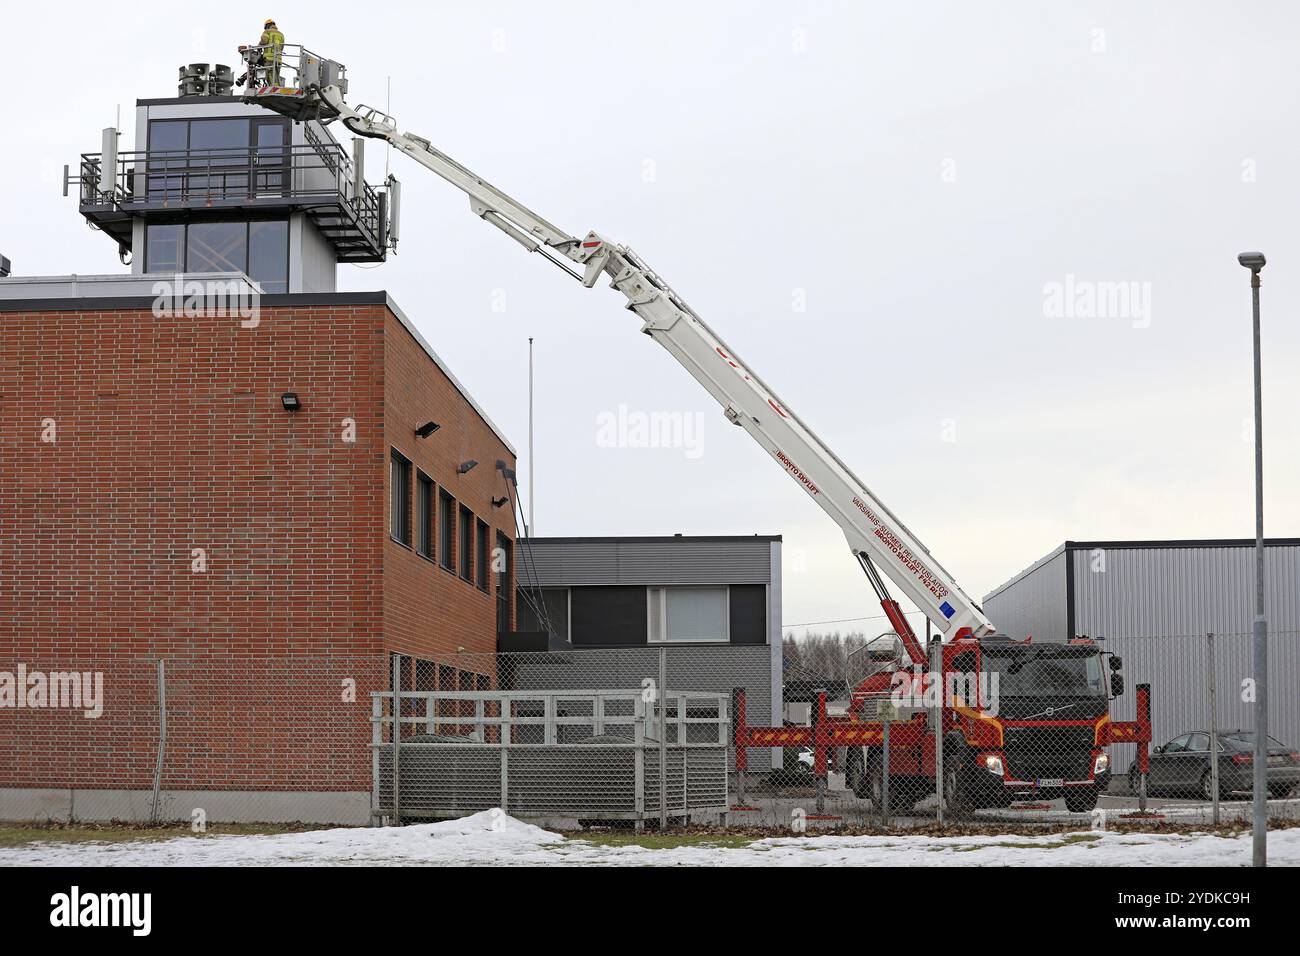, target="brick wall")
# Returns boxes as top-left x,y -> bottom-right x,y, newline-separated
382,308 -> 516,675
0,299 -> 513,796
